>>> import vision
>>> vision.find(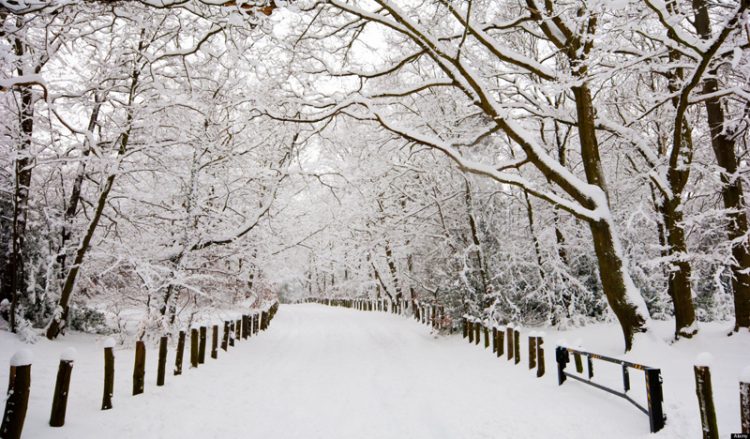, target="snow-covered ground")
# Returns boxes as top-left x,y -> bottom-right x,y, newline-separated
1,304 -> 747,438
